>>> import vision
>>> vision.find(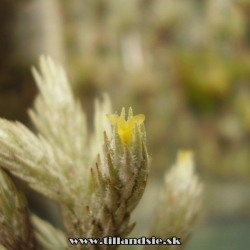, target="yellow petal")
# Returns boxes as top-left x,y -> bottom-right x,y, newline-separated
106,114 -> 119,124
118,117 -> 127,131
132,114 -> 145,125
127,117 -> 135,130
118,117 -> 133,144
